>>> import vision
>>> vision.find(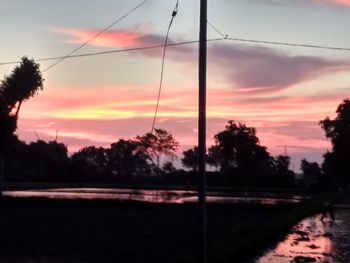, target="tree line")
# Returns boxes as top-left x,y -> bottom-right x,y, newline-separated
3,122 -> 296,188
1,57 -> 350,191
